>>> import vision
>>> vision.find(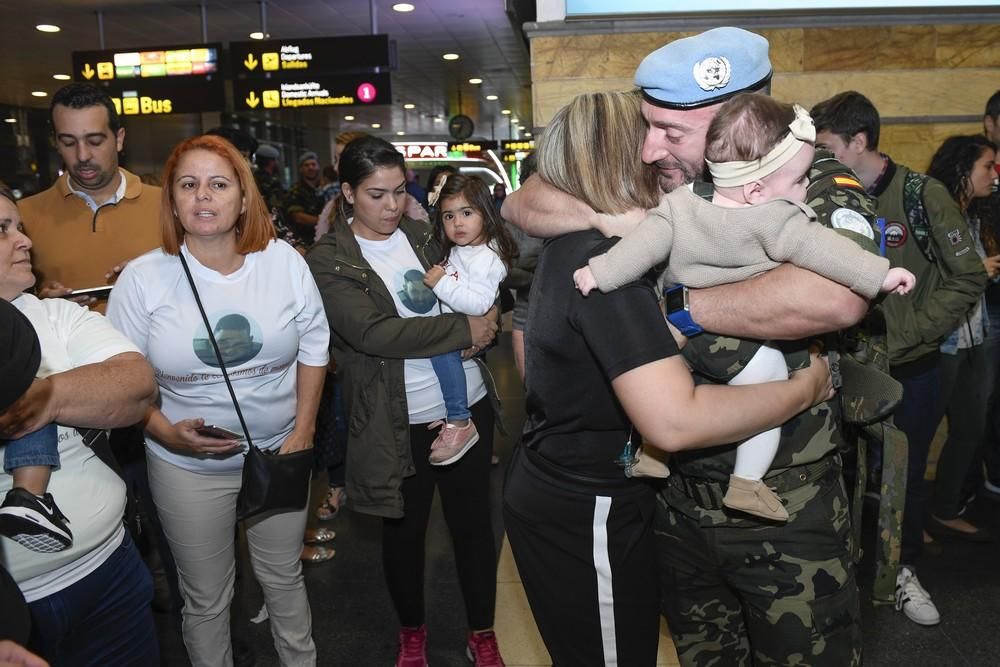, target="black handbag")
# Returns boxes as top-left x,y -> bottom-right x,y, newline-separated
179,253 -> 313,522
